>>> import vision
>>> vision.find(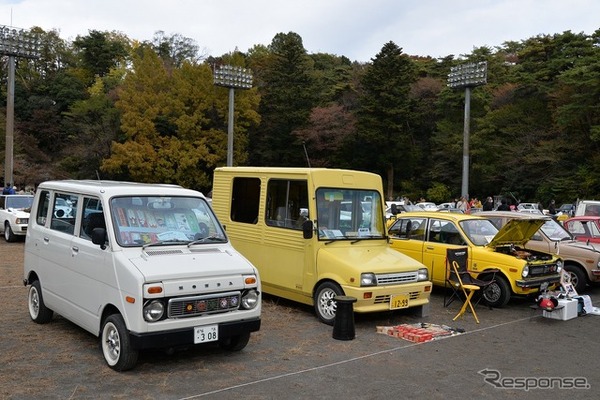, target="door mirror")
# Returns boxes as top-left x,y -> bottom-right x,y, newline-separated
91,228 -> 107,250
302,220 -> 313,239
